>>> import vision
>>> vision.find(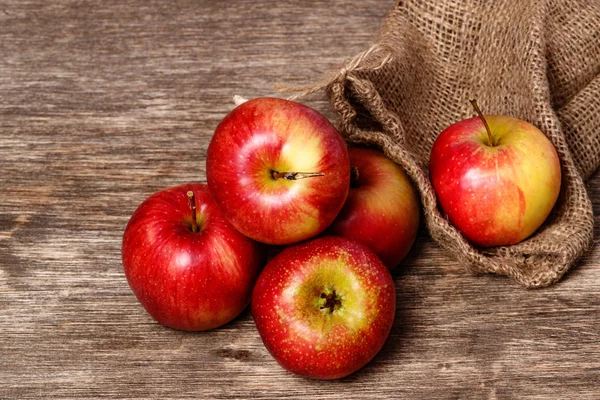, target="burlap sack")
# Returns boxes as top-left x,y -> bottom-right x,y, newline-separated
299,0 -> 600,288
